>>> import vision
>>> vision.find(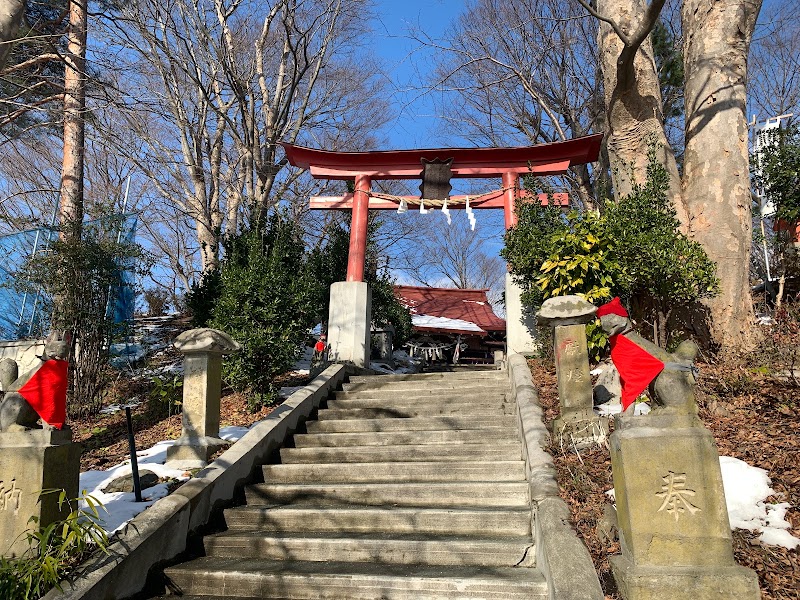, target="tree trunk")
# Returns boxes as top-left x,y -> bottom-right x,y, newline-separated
0,0 -> 24,72
60,0 -> 87,240
596,0 -> 687,225
681,0 -> 761,351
